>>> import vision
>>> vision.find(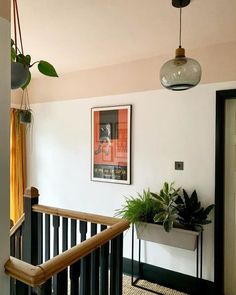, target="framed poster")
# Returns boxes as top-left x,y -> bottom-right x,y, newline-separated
91,105 -> 131,184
